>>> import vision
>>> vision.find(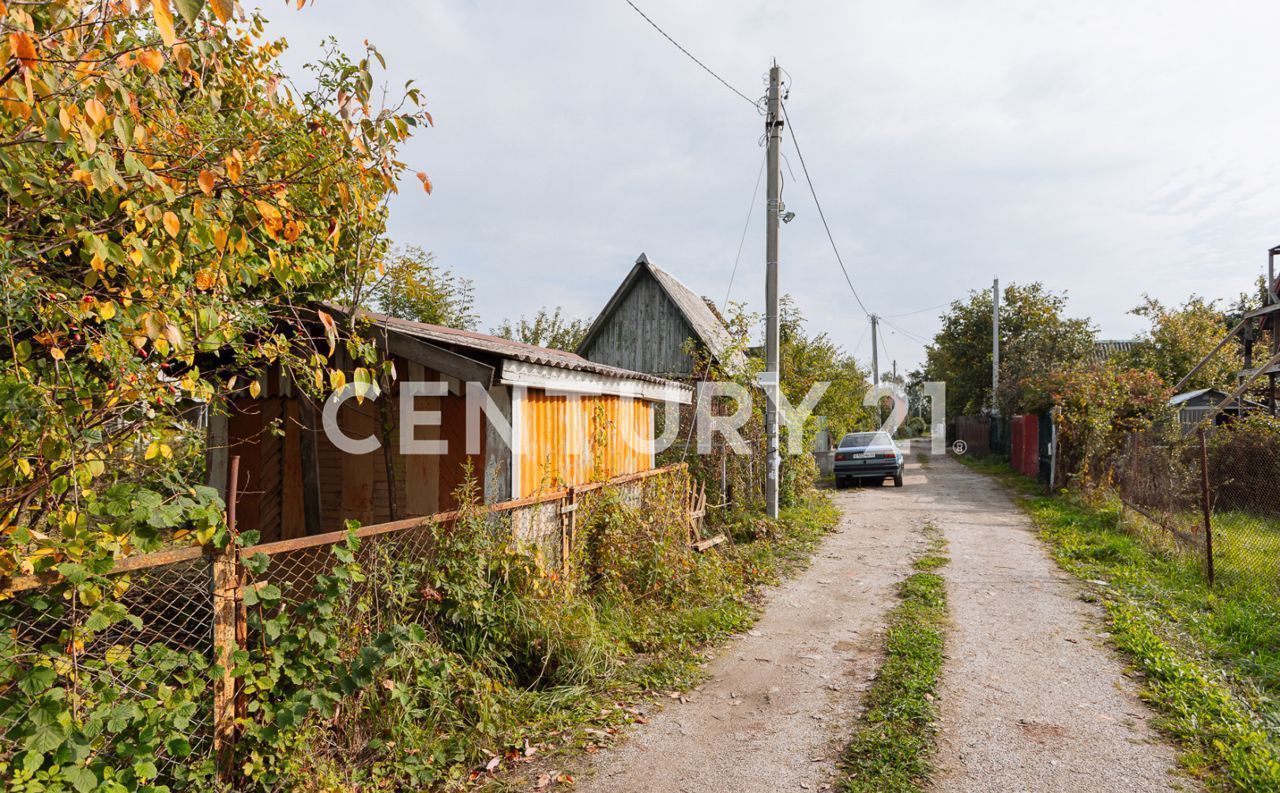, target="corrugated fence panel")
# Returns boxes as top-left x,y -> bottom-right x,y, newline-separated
516,391 -> 656,498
